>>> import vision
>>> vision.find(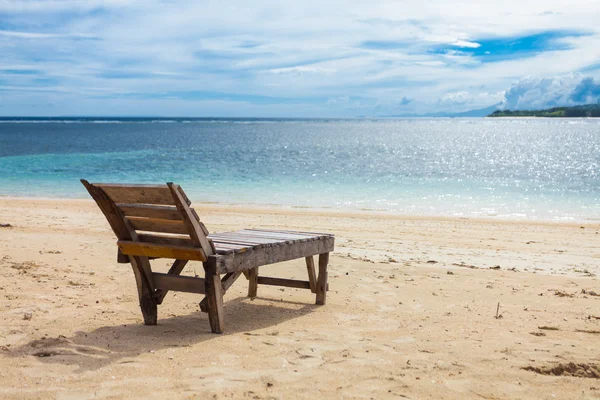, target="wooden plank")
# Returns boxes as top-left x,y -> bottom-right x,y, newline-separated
257,276 -> 311,290
127,217 -> 189,235
117,240 -> 207,262
211,241 -> 253,250
212,236 -> 334,274
316,253 -> 329,305
153,273 -> 205,294
249,228 -> 334,237
137,233 -> 194,247
94,183 -> 175,205
221,271 -> 243,291
168,183 -> 214,256
154,259 -> 189,304
236,230 -> 317,242
118,203 -> 182,220
81,180 -> 132,241
209,234 -> 287,245
247,267 -> 258,298
130,256 -> 157,325
241,229 -> 320,240
212,243 -> 252,255
305,256 -> 317,293
204,261 -> 224,333
208,237 -> 279,248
